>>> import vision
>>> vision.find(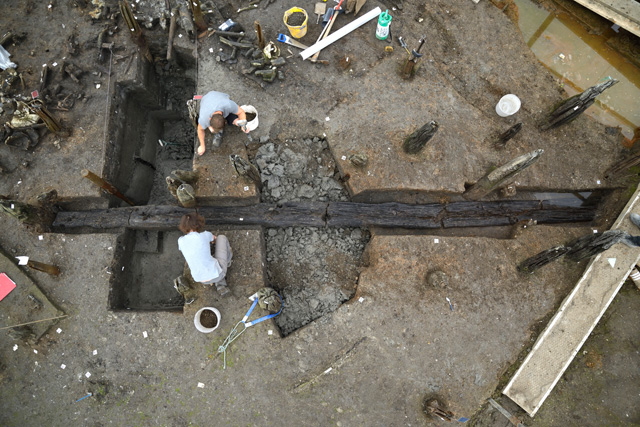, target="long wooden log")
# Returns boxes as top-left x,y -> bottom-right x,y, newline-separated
53,200 -> 596,231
